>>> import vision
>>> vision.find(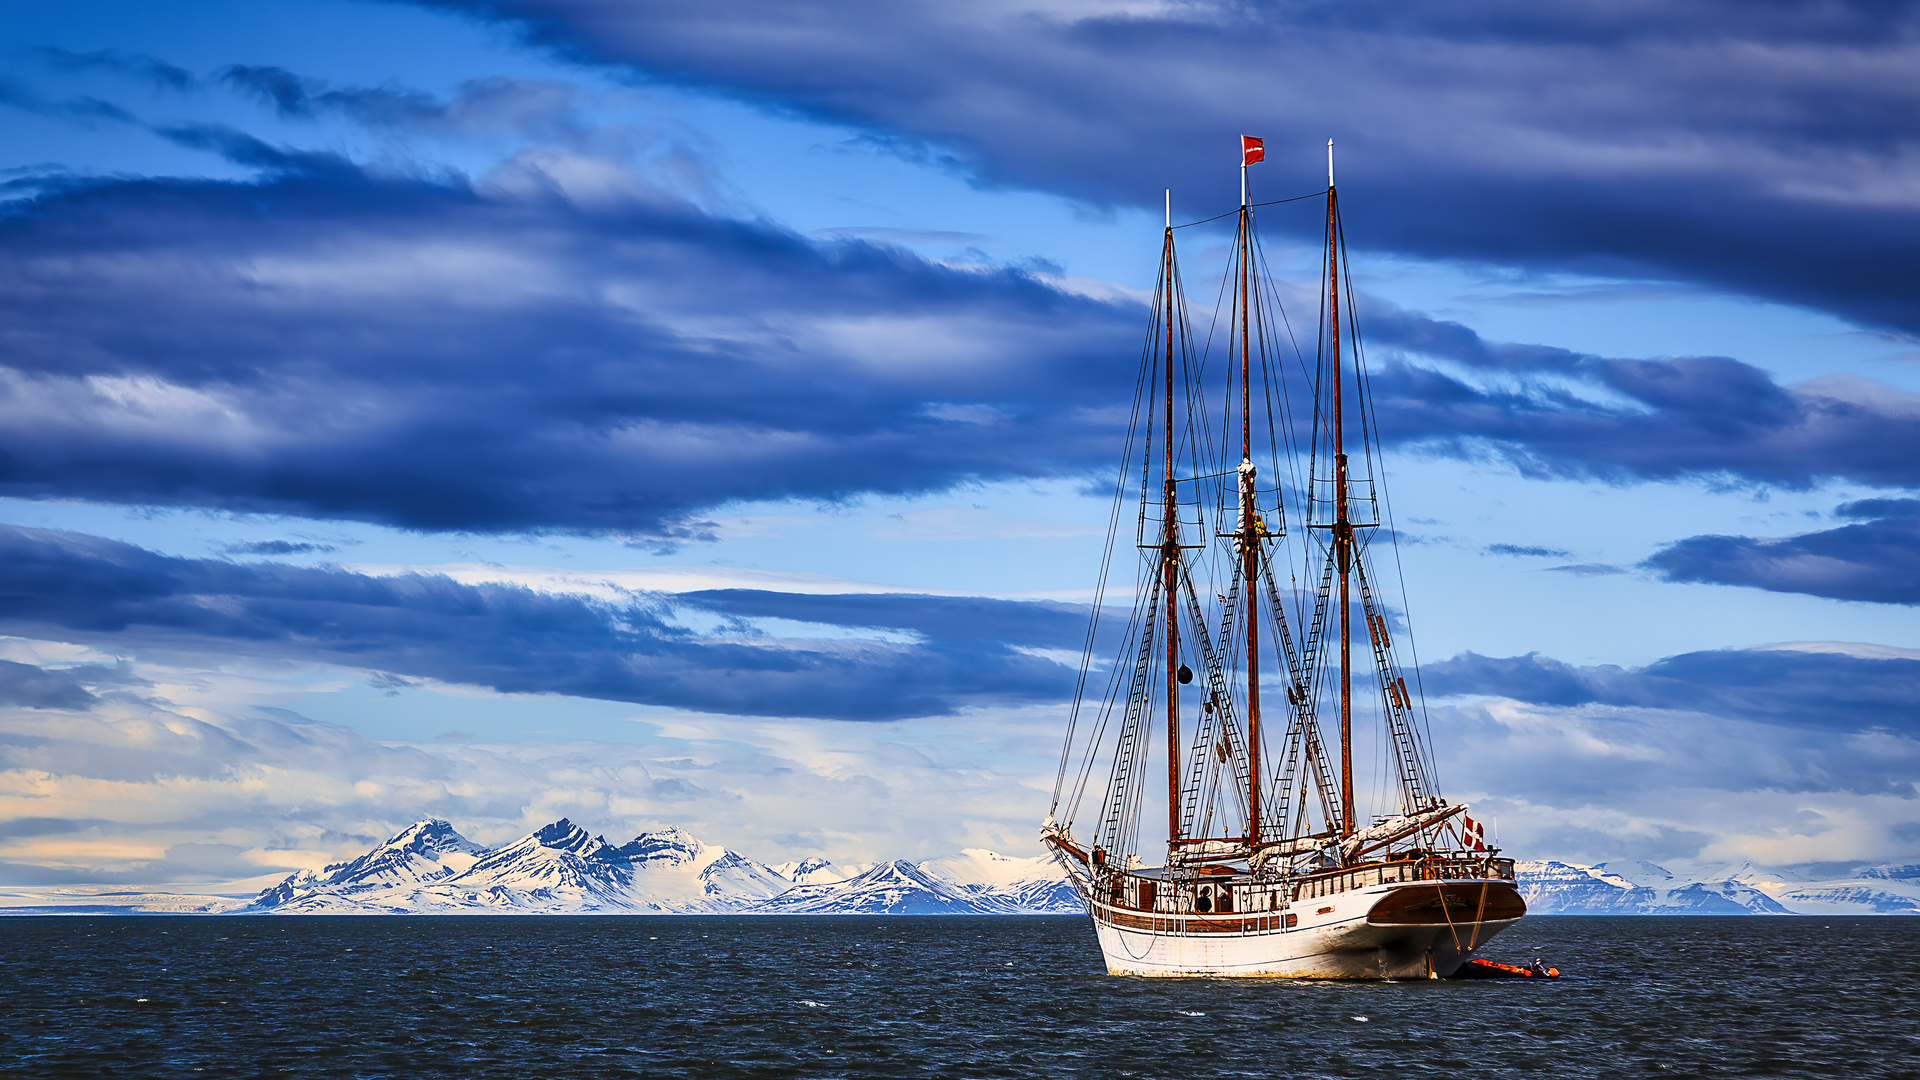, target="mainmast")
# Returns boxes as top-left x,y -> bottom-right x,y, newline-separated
1327,139 -> 1356,839
1237,140 -> 1262,852
1163,191 -> 1182,856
